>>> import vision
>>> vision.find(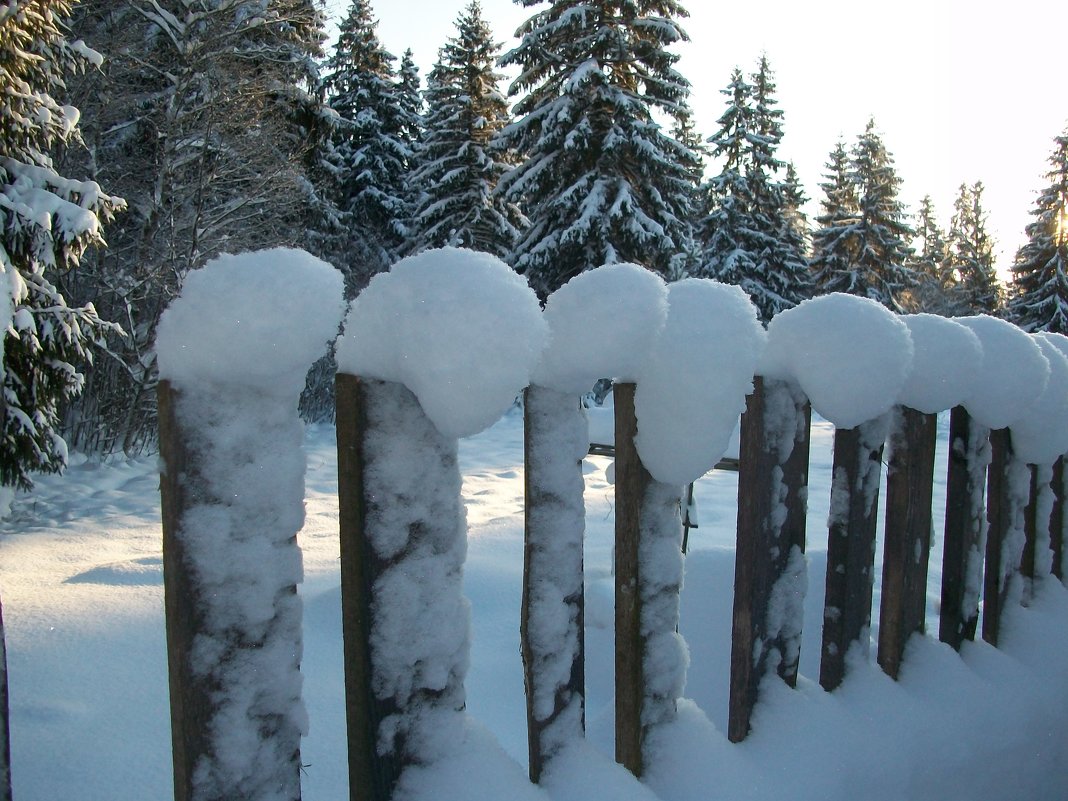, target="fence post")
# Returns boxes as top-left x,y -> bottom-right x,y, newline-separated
335,374 -> 398,801
938,405 -> 989,649
729,377 -> 810,742
878,406 -> 937,680
1052,457 -> 1066,581
982,428 -> 1031,647
614,382 -> 647,777
819,416 -> 888,692
522,384 -> 586,783
0,596 -> 12,801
